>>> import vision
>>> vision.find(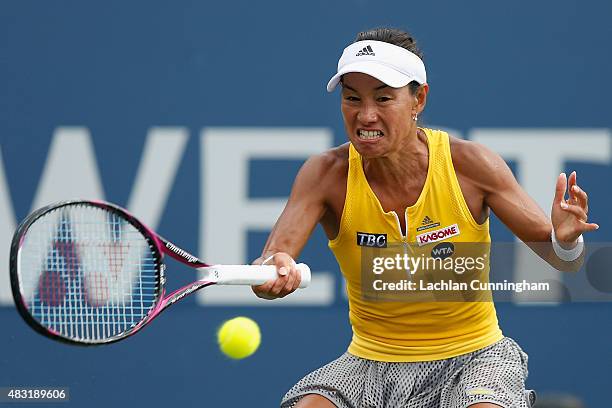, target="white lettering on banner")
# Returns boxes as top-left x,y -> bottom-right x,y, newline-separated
31,127 -> 106,209
0,128 -> 610,307
471,129 -> 612,304
31,127 -> 187,228
0,127 -> 187,306
126,127 -> 188,228
199,128 -> 333,306
416,224 -> 460,246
